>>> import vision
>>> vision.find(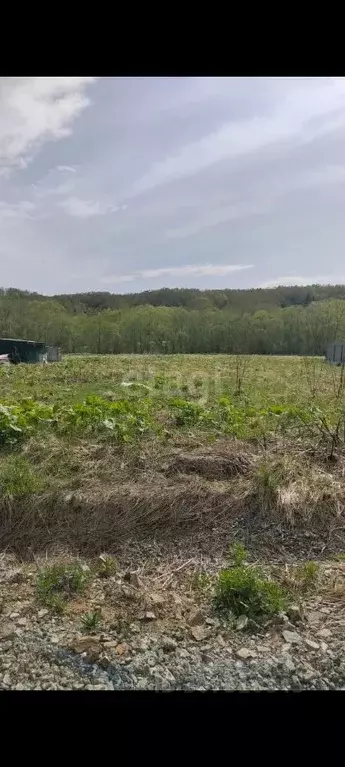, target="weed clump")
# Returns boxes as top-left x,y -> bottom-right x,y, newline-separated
96,554 -> 117,578
214,564 -> 287,620
228,541 -> 248,567
191,571 -> 212,594
81,609 -> 102,632
36,562 -> 89,612
0,456 -> 43,499
294,561 -> 320,591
